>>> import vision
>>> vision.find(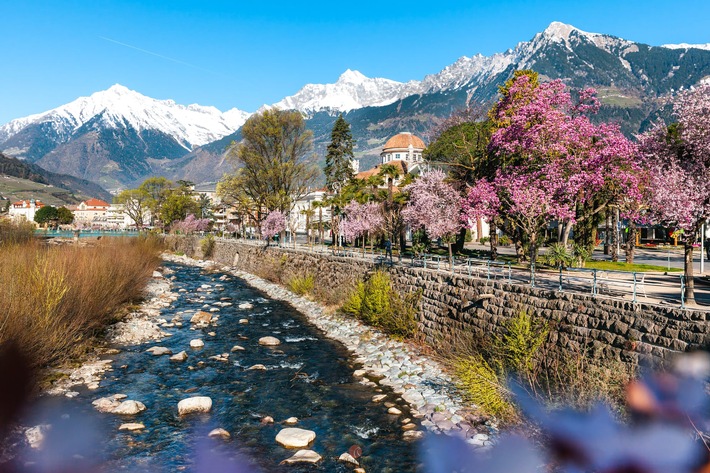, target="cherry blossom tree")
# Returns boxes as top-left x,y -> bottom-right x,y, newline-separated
640,84 -> 710,303
171,214 -> 211,234
341,201 -> 384,254
402,170 -> 462,268
260,210 -> 286,246
489,73 -> 646,260
461,179 -> 501,258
